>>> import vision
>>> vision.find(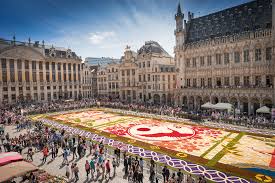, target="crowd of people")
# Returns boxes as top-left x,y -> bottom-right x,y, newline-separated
0,108 -> 205,183
0,98 -> 273,182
